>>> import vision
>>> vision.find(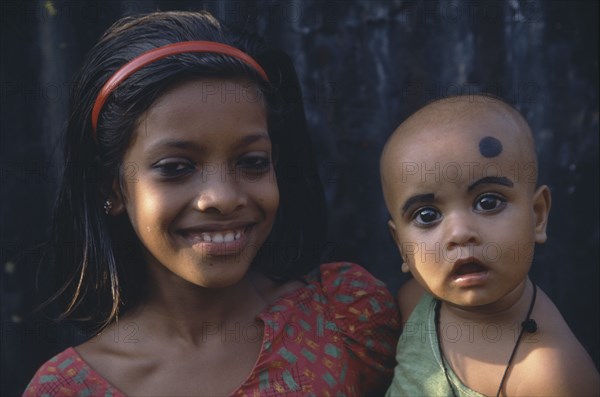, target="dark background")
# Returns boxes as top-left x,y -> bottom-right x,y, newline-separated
1,0 -> 598,395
